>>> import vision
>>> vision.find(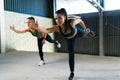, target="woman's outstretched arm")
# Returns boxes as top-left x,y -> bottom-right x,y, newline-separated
10,25 -> 29,33
34,21 -> 59,33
